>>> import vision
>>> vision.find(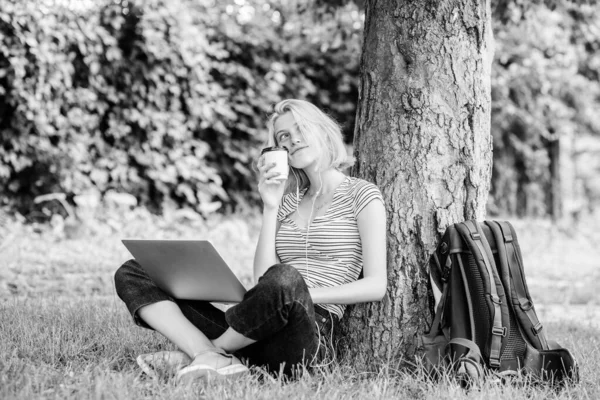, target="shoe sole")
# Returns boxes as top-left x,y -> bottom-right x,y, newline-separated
176,363 -> 249,384
217,364 -> 250,377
